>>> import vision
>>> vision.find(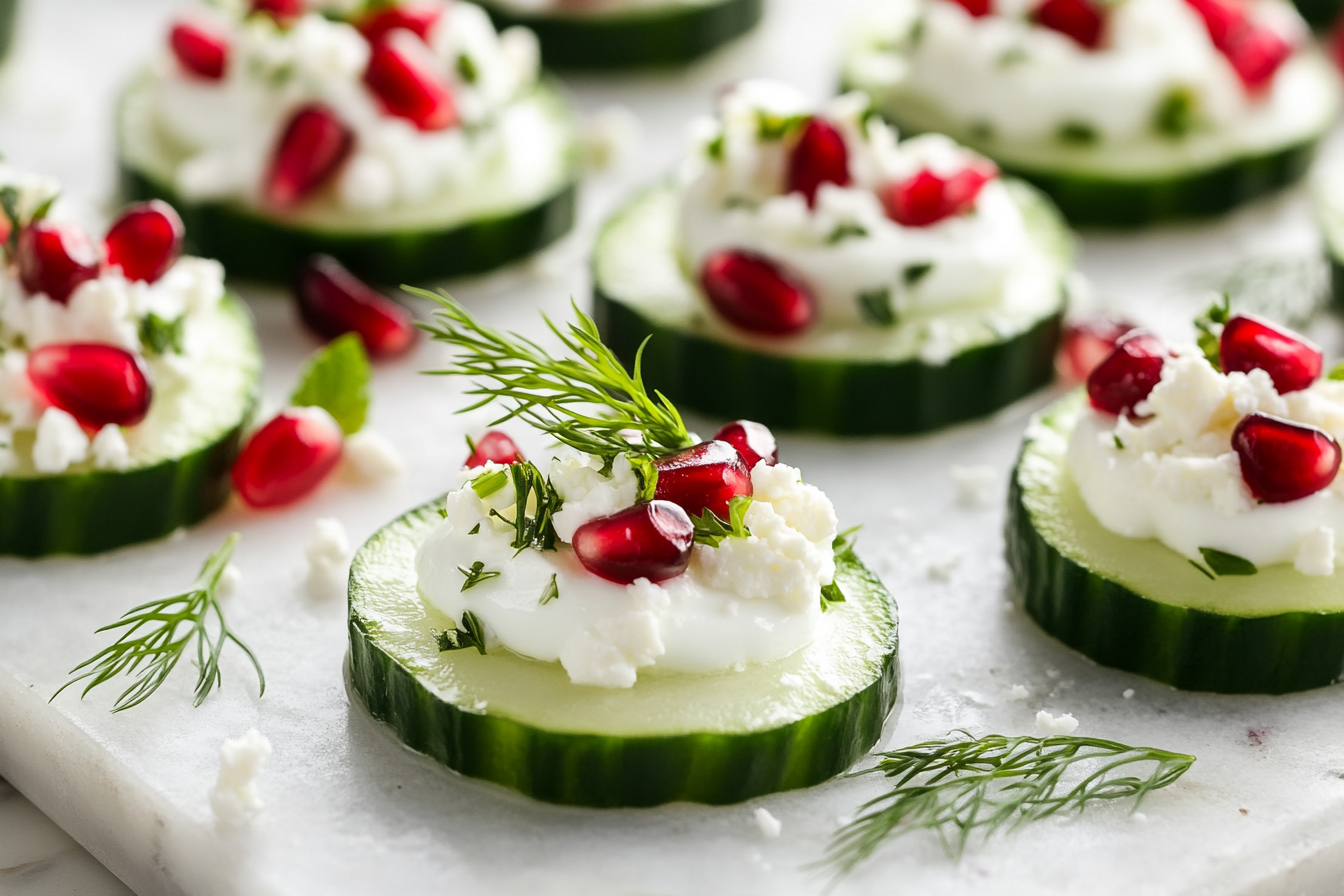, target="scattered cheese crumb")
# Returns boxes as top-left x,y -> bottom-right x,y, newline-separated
1009,684 -> 1030,701
210,729 -> 271,827
305,518 -> 351,601
754,807 -> 782,839
949,464 -> 997,508
1295,526 -> 1335,577
344,428 -> 405,481
1123,688 -> 1135,699
32,407 -> 89,473
1035,710 -> 1079,735
582,105 -> 643,171
925,552 -> 961,581
90,424 -> 131,470
218,564 -> 242,599
1132,812 -> 1149,824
